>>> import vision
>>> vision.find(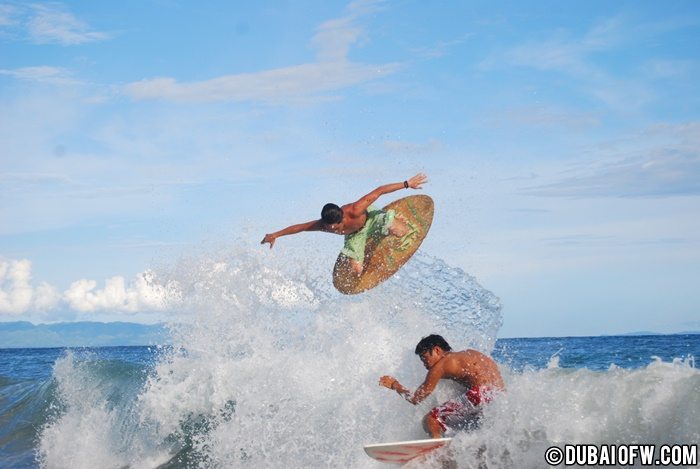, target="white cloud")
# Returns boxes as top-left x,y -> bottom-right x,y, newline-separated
482,105 -> 601,131
0,259 -> 181,316
313,16 -> 364,62
27,4 -> 109,45
411,36 -> 471,59
644,59 -> 695,79
311,0 -> 385,61
502,38 -> 591,76
0,260 -> 34,315
124,0 -> 399,104
522,122 -> 700,198
125,61 -> 399,104
34,281 -> 62,311
482,15 -> 656,112
382,138 -> 443,155
64,270 -> 181,313
0,66 -> 80,85
0,4 -> 17,26
493,15 -> 625,78
0,259 -> 60,315
0,172 -> 70,185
